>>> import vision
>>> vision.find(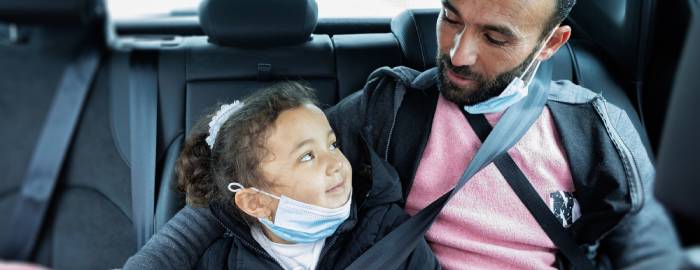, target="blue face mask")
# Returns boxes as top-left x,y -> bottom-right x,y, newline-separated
464,31 -> 555,114
228,183 -> 352,243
